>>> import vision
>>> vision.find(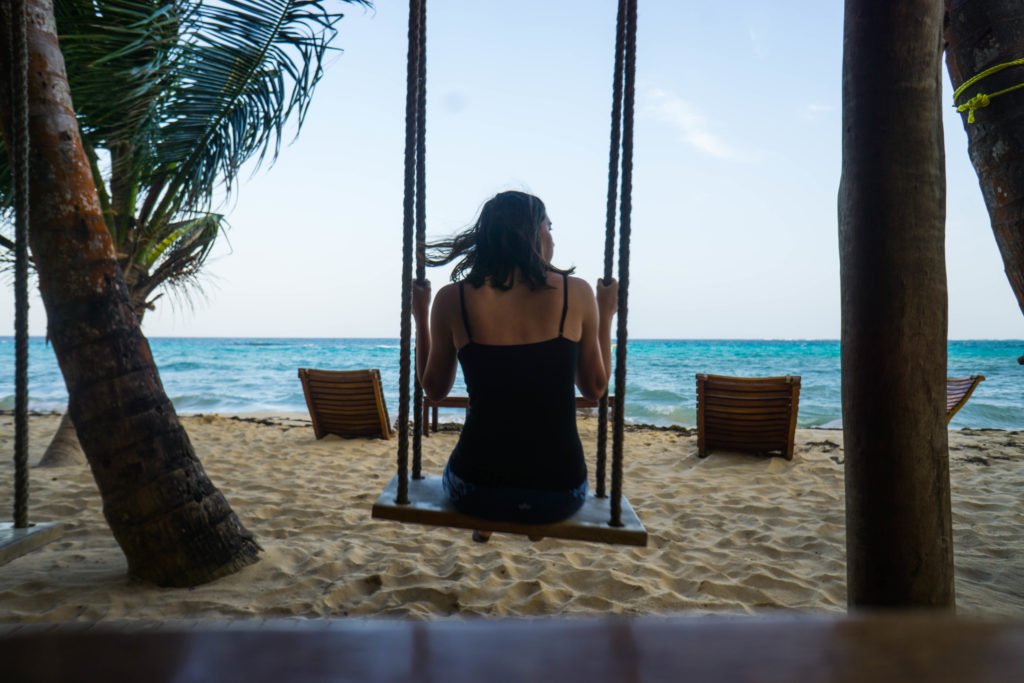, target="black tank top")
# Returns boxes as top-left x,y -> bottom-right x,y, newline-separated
448,273 -> 587,490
